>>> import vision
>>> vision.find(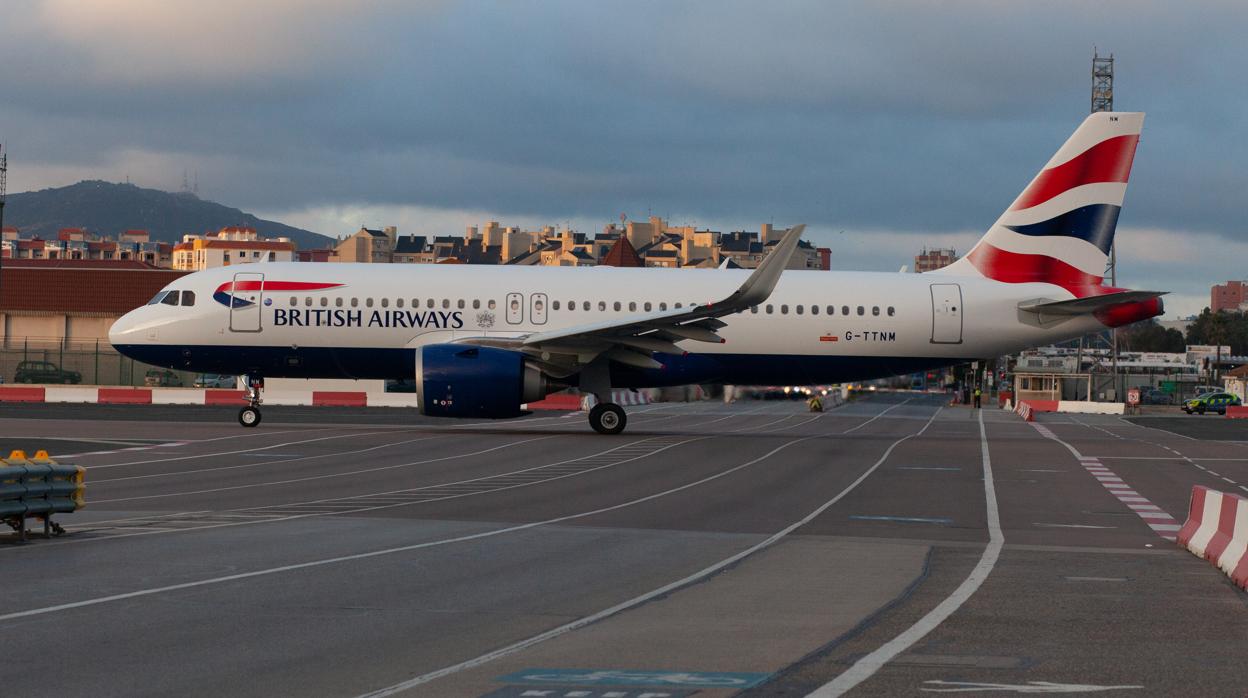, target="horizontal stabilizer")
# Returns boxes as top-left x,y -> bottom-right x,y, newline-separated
1018,290 -> 1166,316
